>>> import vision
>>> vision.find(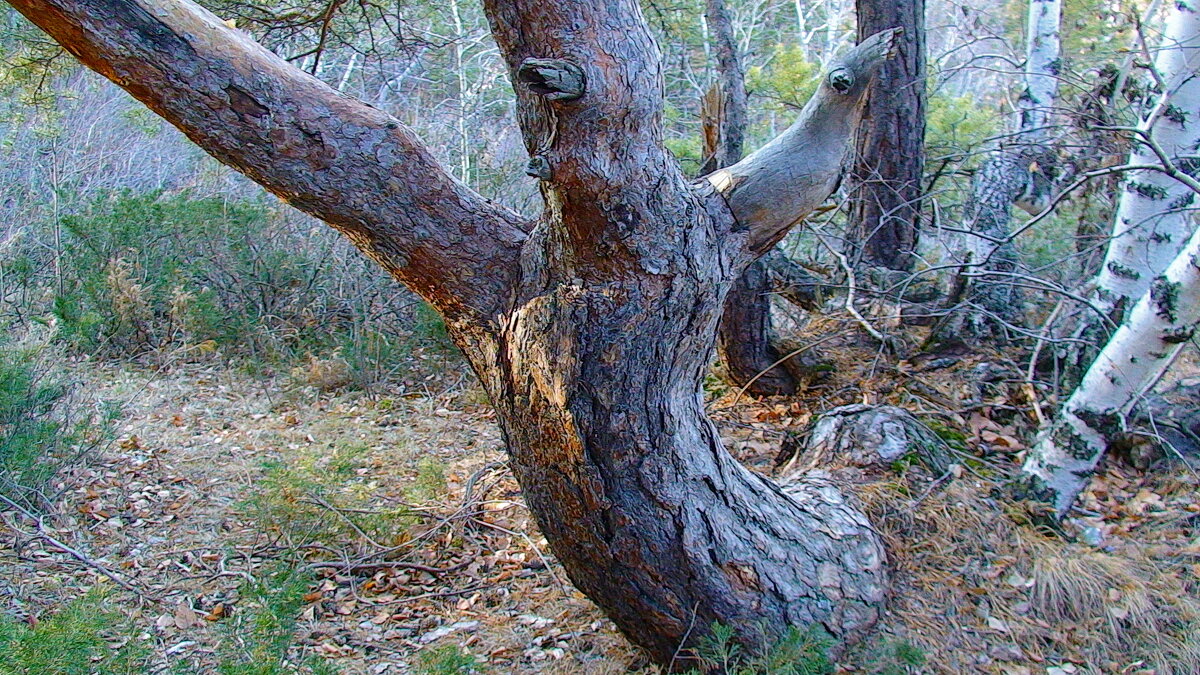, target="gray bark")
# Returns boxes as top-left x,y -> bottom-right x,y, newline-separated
929,0 -> 1061,346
